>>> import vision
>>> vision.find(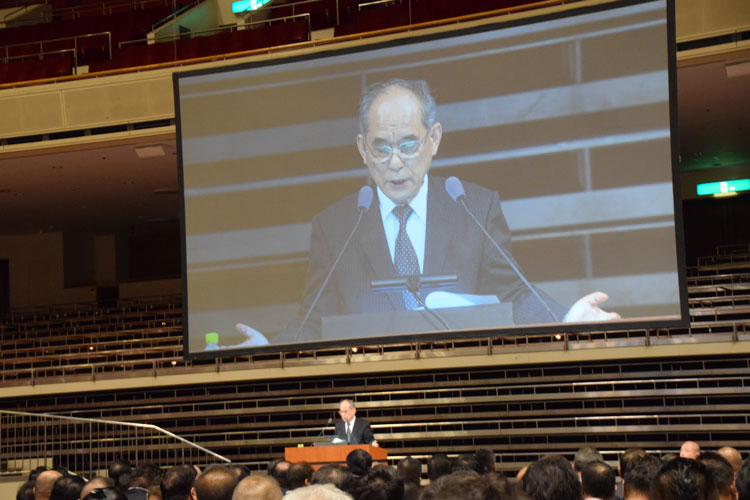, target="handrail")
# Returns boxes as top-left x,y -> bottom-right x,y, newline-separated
121,12 -> 311,48
151,0 -> 201,32
0,31 -> 112,65
1,47 -> 77,65
0,409 -> 230,476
